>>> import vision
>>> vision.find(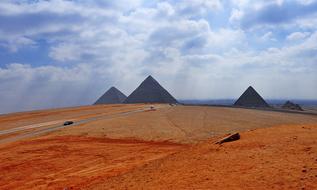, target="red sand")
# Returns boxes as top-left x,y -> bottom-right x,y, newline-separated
1,124 -> 316,189
92,124 -> 317,190
0,105 -> 316,189
0,136 -> 186,189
